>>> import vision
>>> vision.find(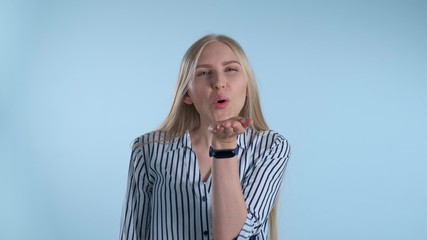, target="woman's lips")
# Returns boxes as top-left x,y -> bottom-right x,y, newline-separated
213,96 -> 229,109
